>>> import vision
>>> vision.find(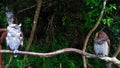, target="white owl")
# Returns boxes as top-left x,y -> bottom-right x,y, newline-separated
6,24 -> 23,57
